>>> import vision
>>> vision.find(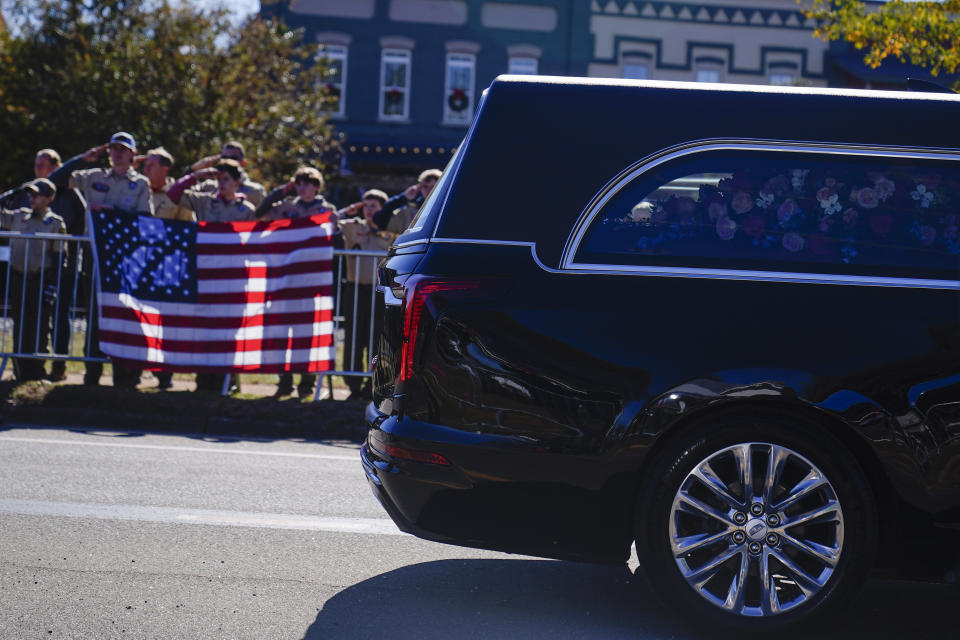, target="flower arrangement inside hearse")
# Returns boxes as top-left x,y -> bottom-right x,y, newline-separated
590,162 -> 959,271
